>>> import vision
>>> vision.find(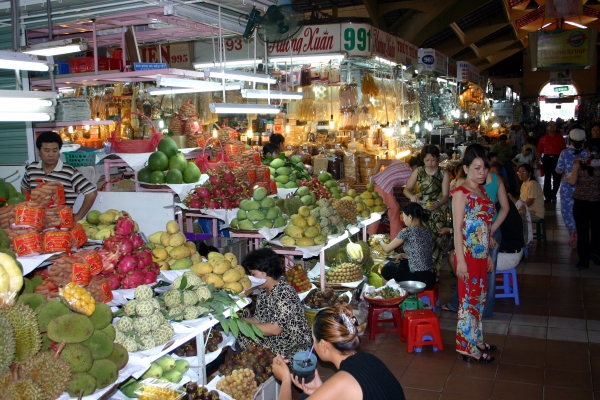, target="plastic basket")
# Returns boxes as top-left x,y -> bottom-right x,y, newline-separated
109,112 -> 161,153
203,237 -> 247,263
63,151 -> 103,167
